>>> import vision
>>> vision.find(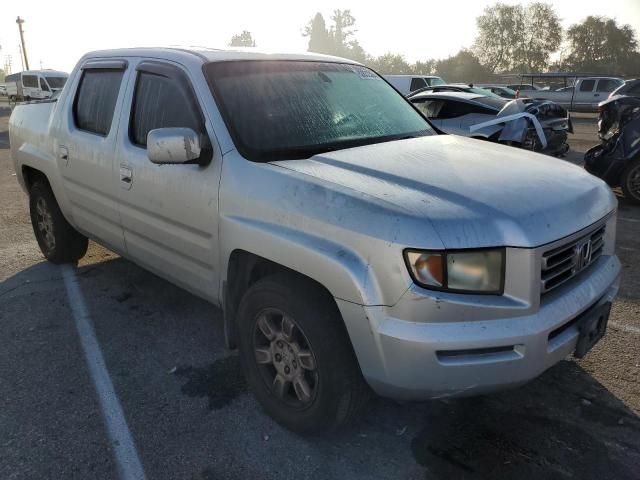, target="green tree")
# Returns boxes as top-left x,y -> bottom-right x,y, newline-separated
366,53 -> 412,74
435,50 -> 493,83
564,16 -> 638,75
304,13 -> 332,54
303,10 -> 367,62
412,60 -> 436,75
514,3 -> 562,72
473,2 -> 561,73
229,31 -> 256,47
